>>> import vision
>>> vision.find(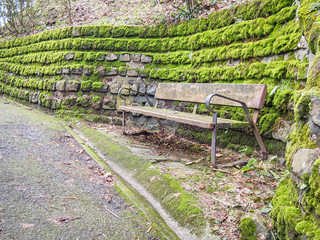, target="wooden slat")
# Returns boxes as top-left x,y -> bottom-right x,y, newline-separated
119,105 -> 248,129
155,83 -> 267,109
